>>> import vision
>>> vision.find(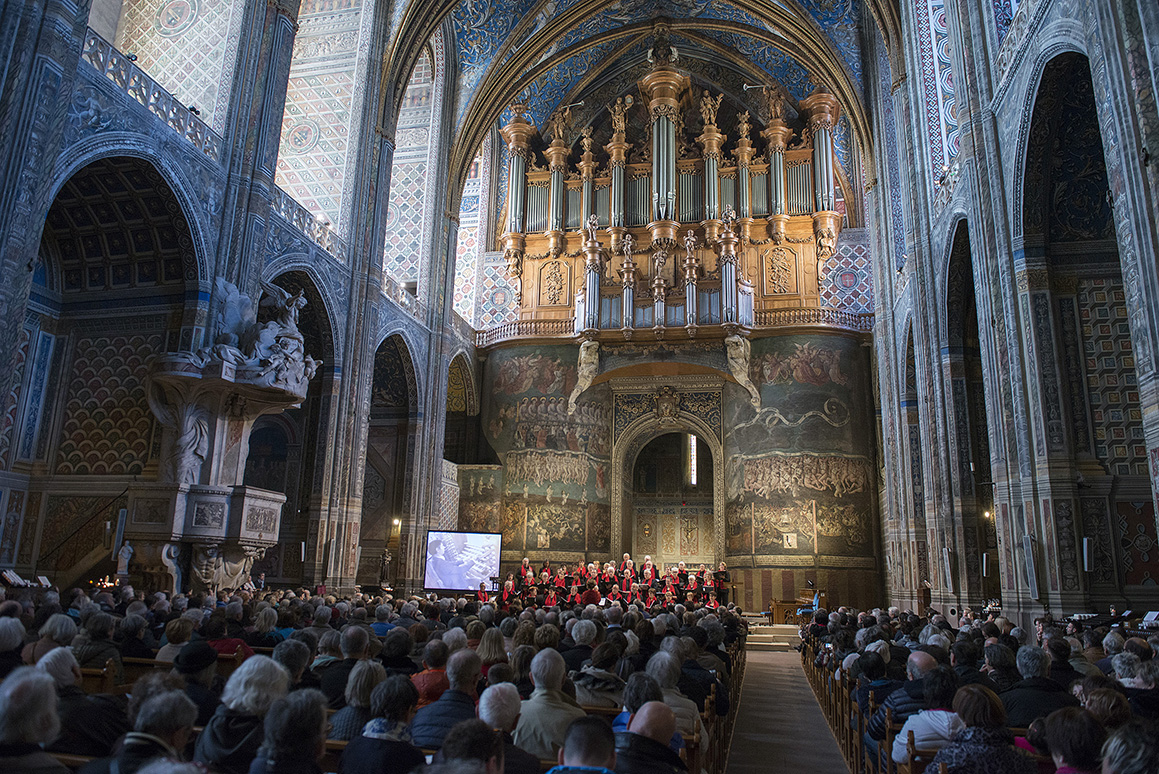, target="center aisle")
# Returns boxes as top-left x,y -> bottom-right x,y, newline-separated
725,650 -> 849,774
